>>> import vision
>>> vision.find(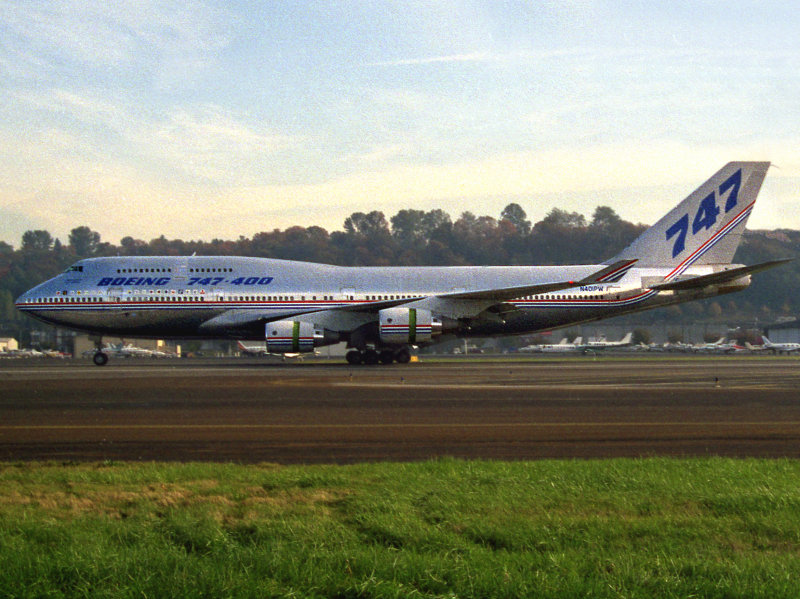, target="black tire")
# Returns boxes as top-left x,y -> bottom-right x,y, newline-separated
93,352 -> 109,366
345,350 -> 363,365
379,350 -> 394,365
395,348 -> 411,364
363,349 -> 380,365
